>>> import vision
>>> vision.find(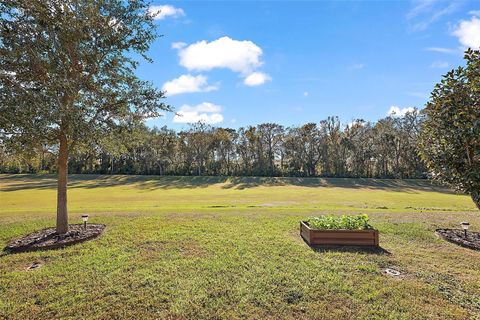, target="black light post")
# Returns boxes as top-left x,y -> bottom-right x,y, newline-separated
82,214 -> 89,230
461,222 -> 470,238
